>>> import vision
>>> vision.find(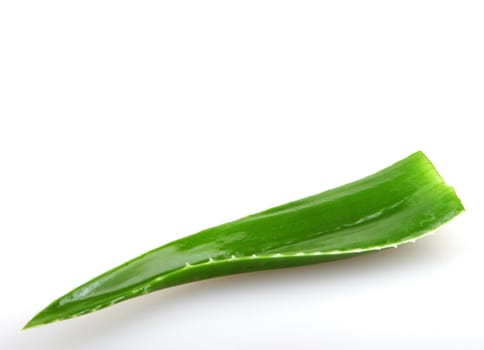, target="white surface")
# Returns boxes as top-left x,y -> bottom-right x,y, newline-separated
0,1 -> 482,349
